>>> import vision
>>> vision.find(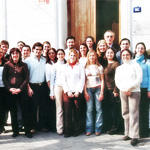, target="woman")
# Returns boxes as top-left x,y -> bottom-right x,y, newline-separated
96,39 -> 108,68
44,48 -> 57,132
84,50 -> 104,136
0,48 -> 7,134
2,48 -> 32,138
115,49 -> 142,146
50,49 -> 66,135
133,42 -> 150,138
79,43 -> 88,67
63,49 -> 85,137
85,36 -> 96,51
103,48 -> 122,134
